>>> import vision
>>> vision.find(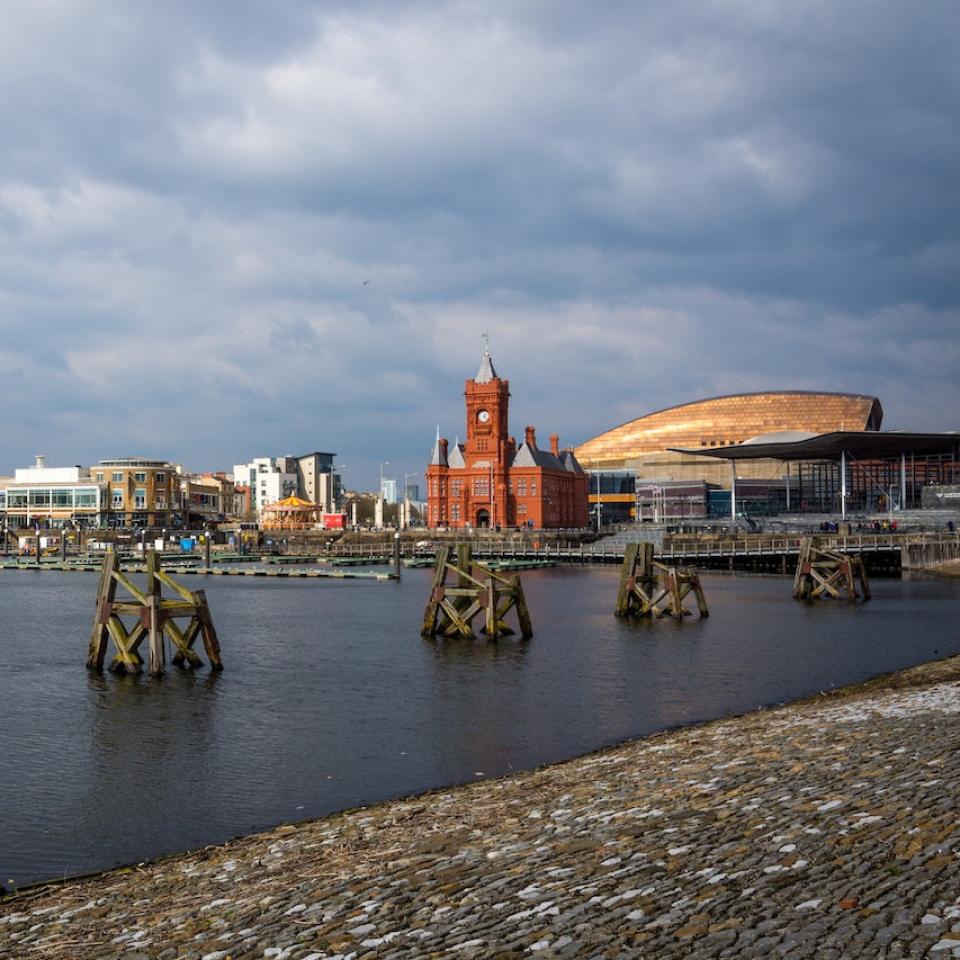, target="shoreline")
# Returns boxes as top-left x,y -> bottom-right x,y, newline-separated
4,654 -> 960,958
7,649 -> 958,898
